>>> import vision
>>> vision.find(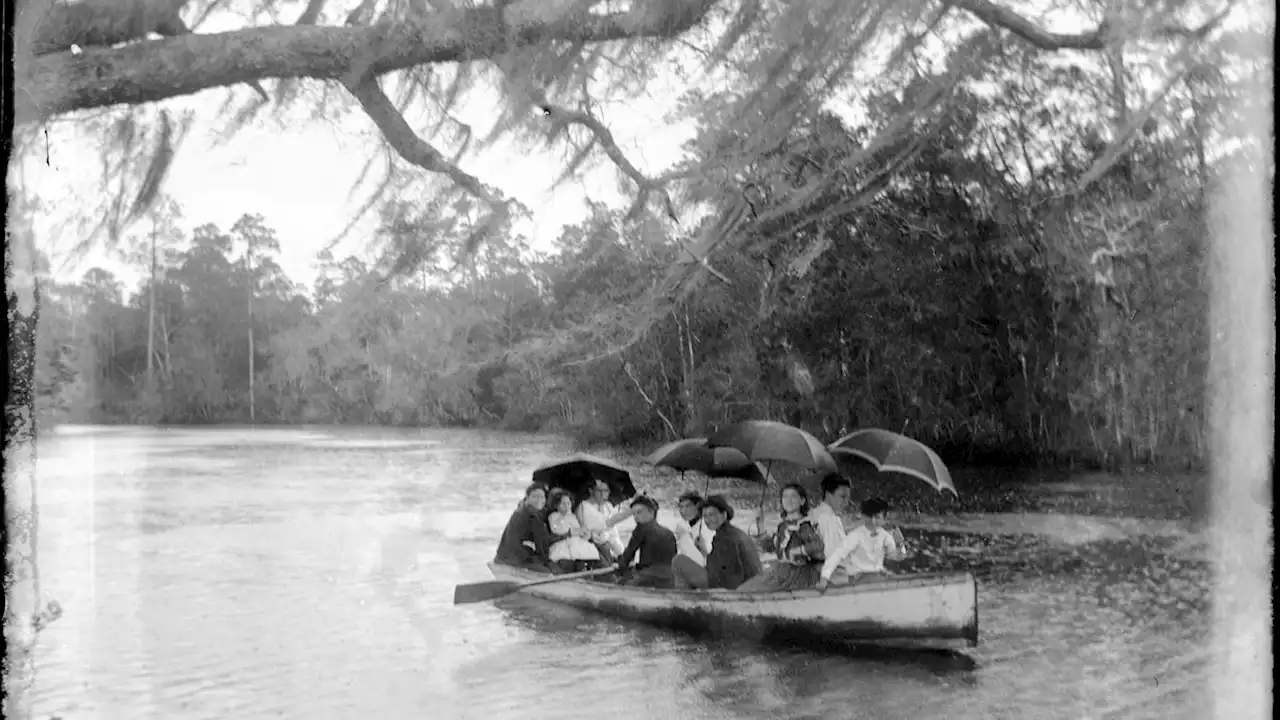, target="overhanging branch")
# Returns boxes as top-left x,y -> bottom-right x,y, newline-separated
532,90 -> 730,283
945,0 -> 1110,49
946,0 -> 1232,51
16,0 -> 719,123
534,92 -> 679,221
347,75 -> 503,208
